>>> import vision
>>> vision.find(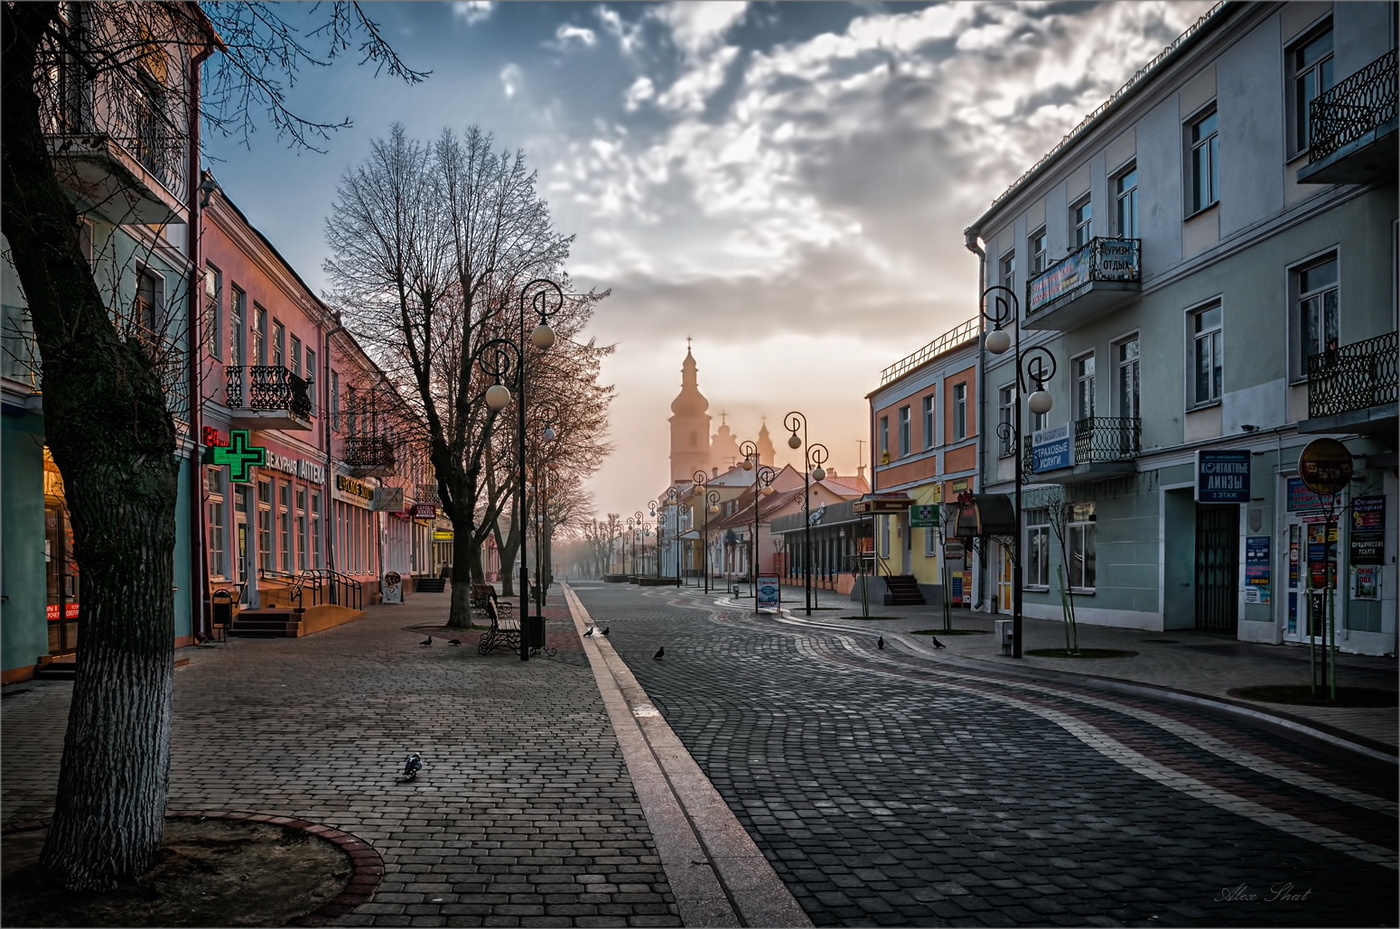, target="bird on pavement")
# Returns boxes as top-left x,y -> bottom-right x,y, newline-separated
448,638 -> 461,646
654,647 -> 665,660
584,627 -> 595,637
401,753 -> 423,781
877,636 -> 884,649
601,626 -> 610,637
419,635 -> 433,646
931,636 -> 947,649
